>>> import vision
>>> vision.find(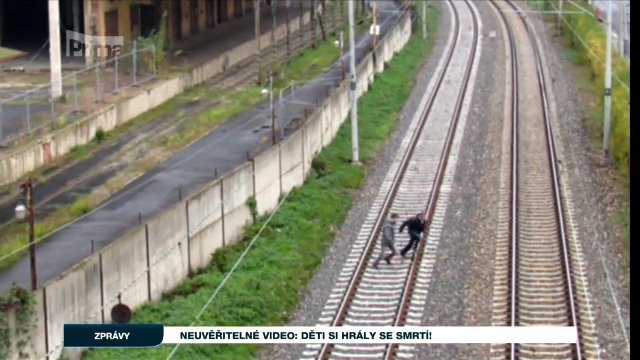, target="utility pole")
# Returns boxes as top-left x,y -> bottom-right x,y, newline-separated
557,0 -> 564,34
340,31 -> 345,79
270,75 -> 276,145
286,0 -> 291,62
271,0 -> 277,70
311,0 -> 317,47
603,0 -> 613,163
372,2 -> 377,51
422,0 -> 427,39
15,180 -> 37,290
299,1 -> 304,49
348,0 -> 360,164
255,0 -> 261,83
48,0 -> 63,99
